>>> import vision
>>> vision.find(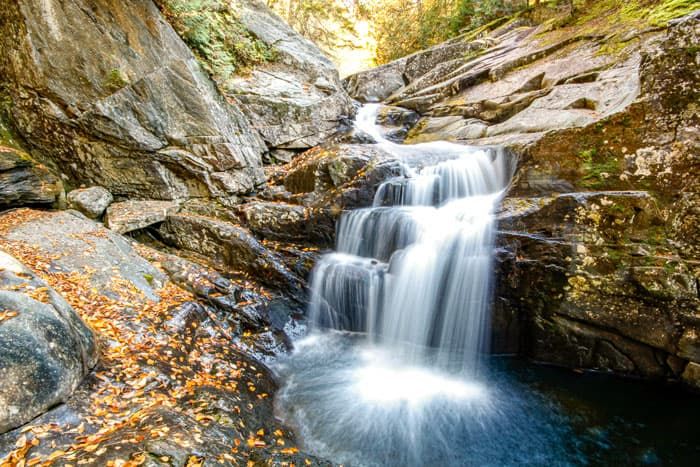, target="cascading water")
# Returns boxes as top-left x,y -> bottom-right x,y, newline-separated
273,106 -> 580,466
309,104 -> 513,374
